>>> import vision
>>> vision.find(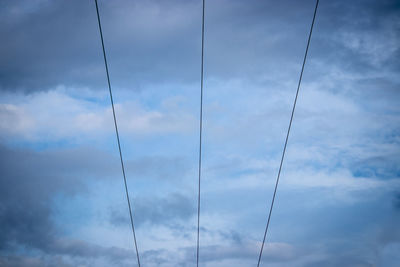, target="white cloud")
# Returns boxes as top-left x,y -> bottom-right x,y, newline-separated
0,87 -> 196,143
